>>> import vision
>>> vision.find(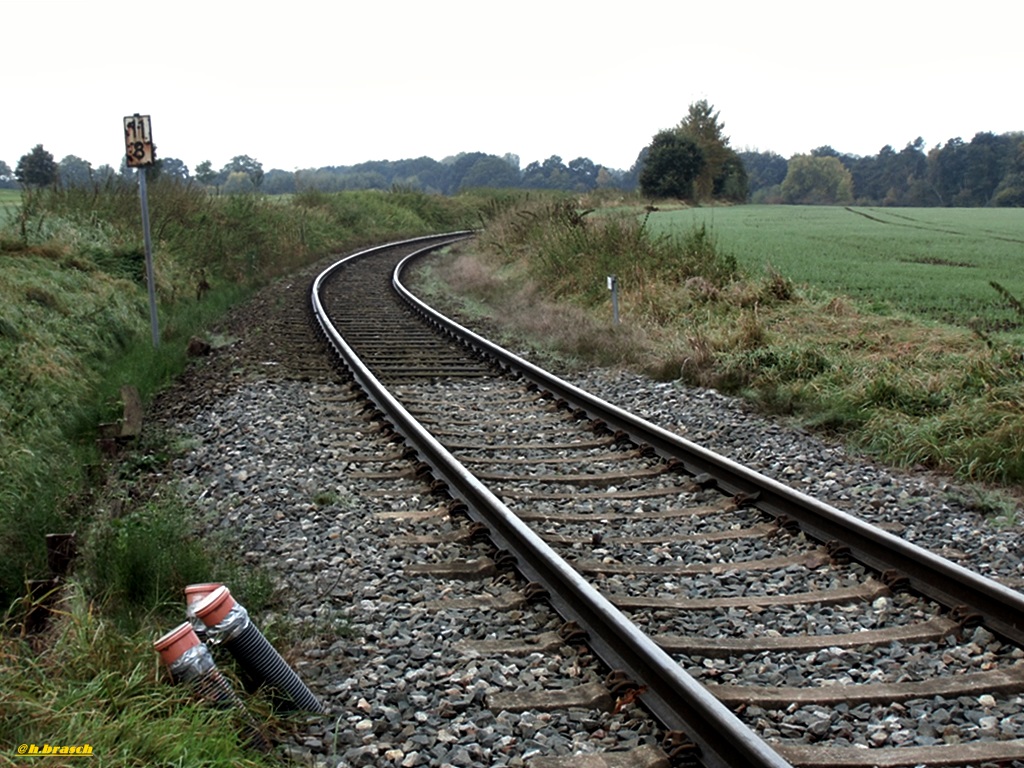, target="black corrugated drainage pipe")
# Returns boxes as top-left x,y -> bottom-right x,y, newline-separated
193,585 -> 324,714
153,622 -> 270,751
